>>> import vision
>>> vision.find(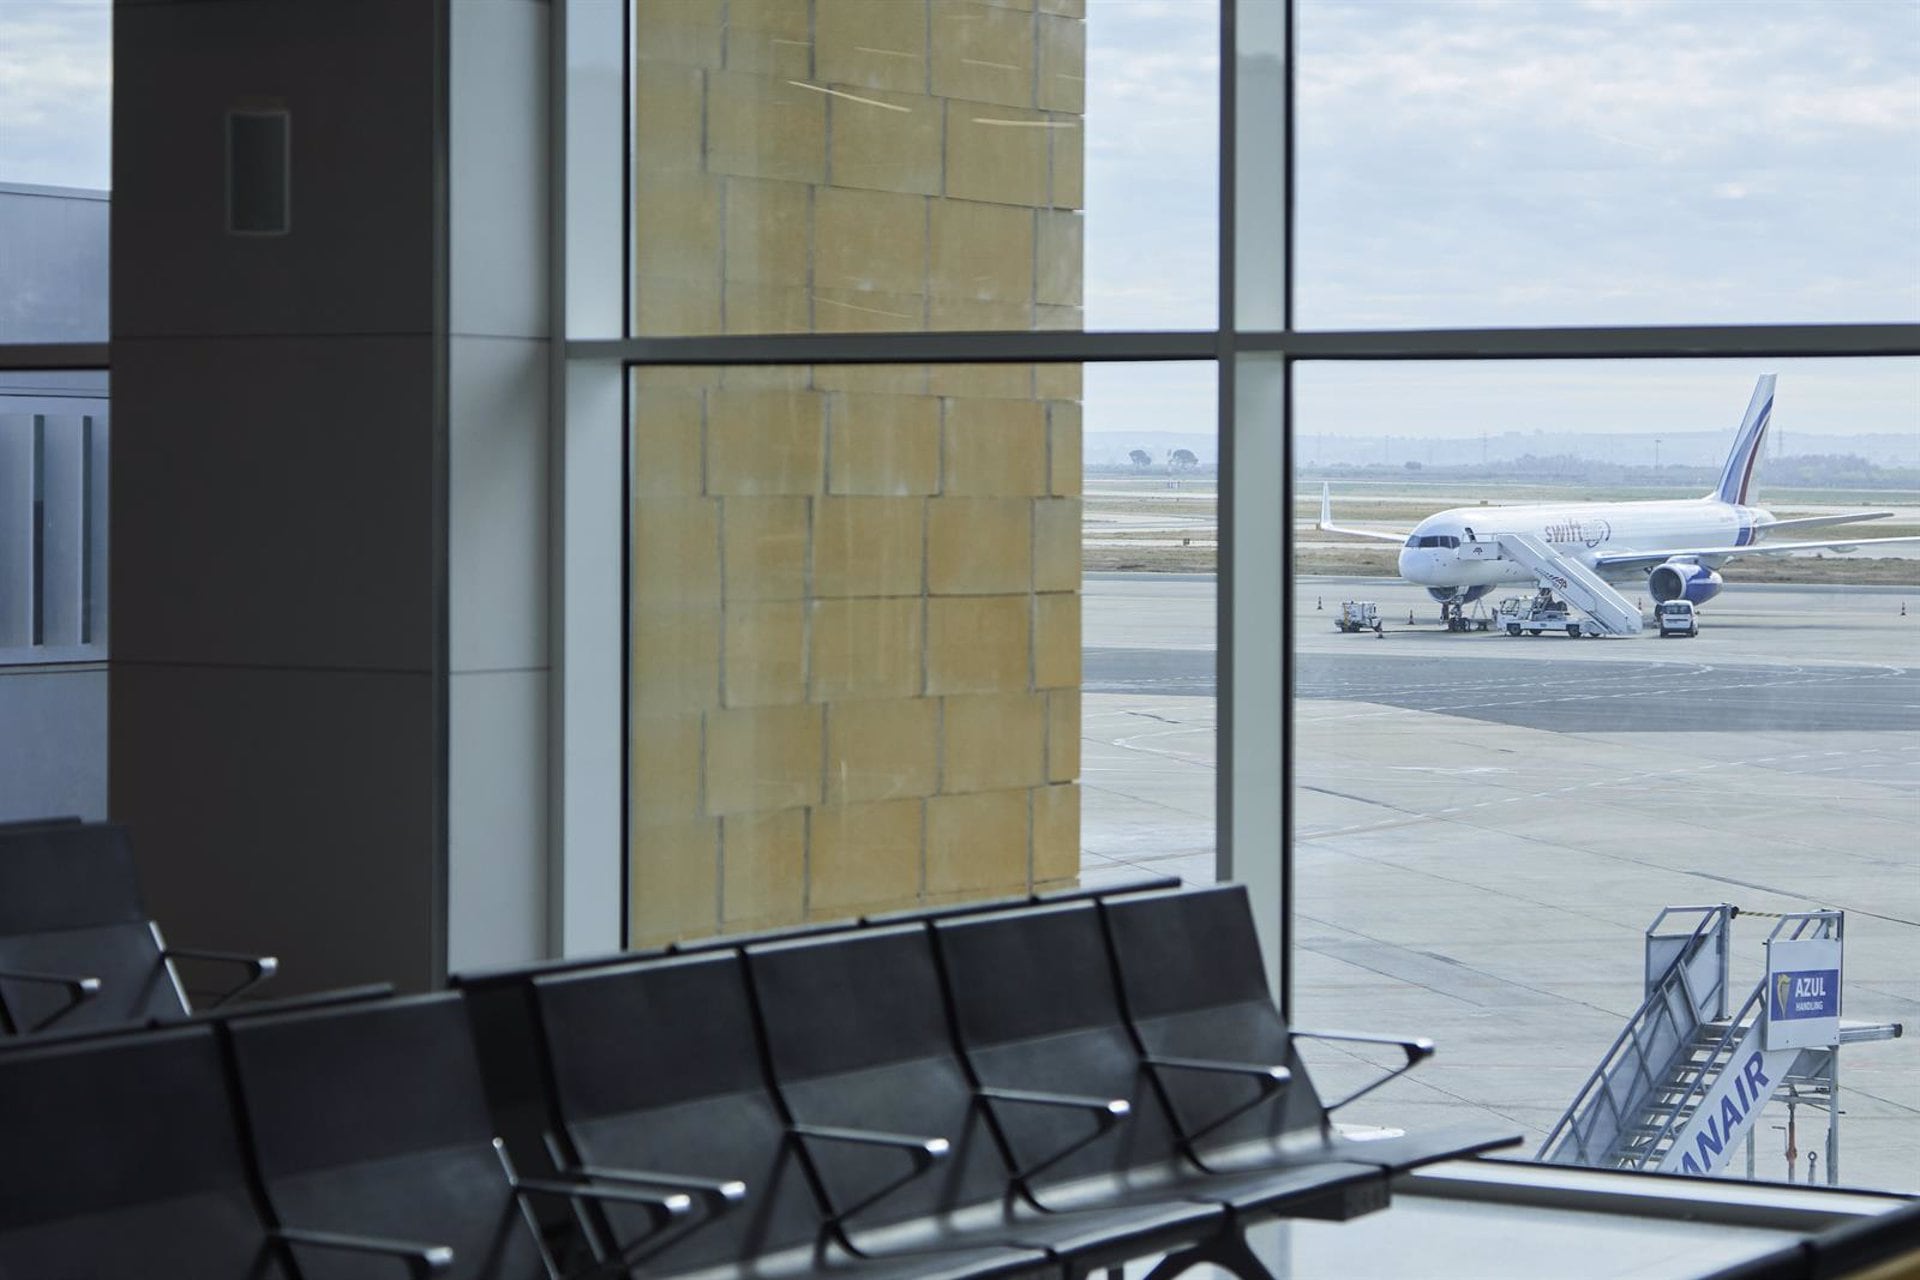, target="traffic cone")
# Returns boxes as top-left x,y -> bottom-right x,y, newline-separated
1316,597 -> 1323,609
